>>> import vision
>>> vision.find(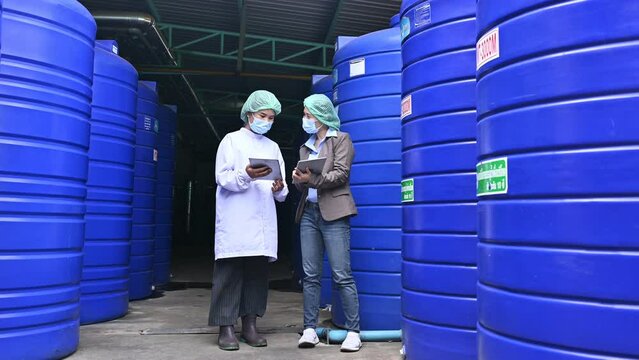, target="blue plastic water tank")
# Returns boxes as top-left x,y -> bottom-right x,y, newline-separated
477,1 -> 639,358
130,81 -> 159,300
0,0 -> 95,357
309,74 -> 334,308
331,26 -> 402,330
81,40 -> 138,324
400,1 -> 478,358
390,13 -> 401,28
154,104 -> 177,286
